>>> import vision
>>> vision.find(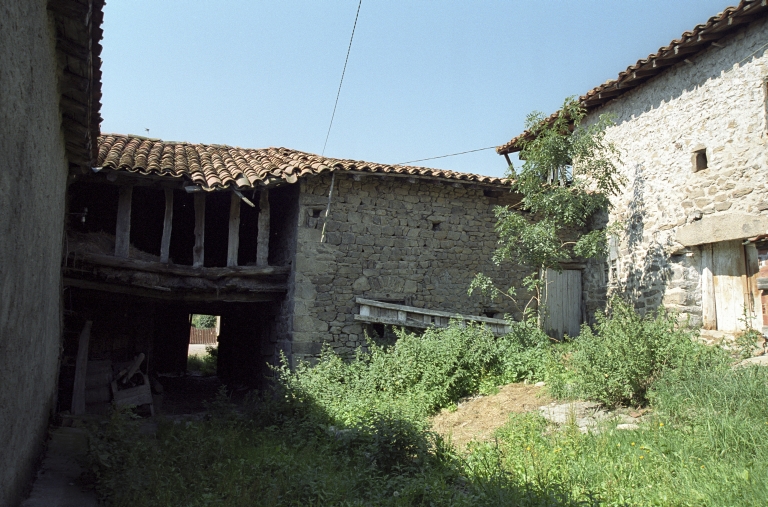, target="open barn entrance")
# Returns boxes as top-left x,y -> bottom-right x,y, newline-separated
59,288 -> 277,416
